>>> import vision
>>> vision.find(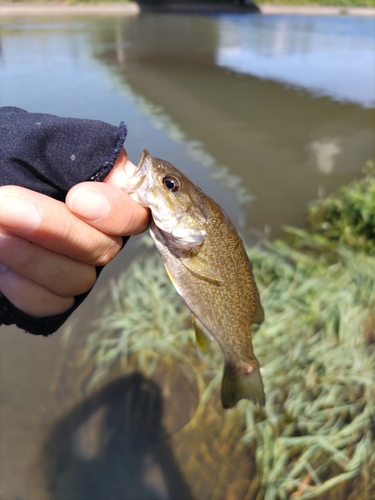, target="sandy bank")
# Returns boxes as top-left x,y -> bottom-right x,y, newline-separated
0,2 -> 374,16
0,2 -> 141,15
